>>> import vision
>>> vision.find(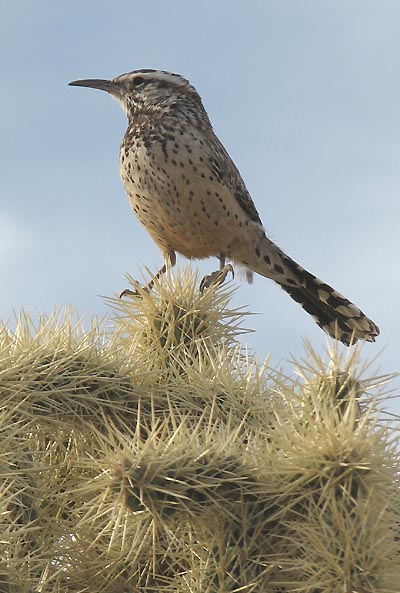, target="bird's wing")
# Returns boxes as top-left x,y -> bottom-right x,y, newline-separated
205,132 -> 263,226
